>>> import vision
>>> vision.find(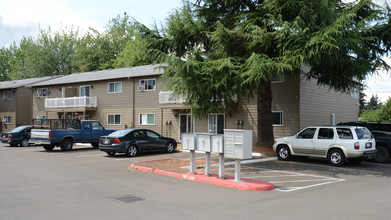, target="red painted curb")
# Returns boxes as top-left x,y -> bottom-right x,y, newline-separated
130,160 -> 274,191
